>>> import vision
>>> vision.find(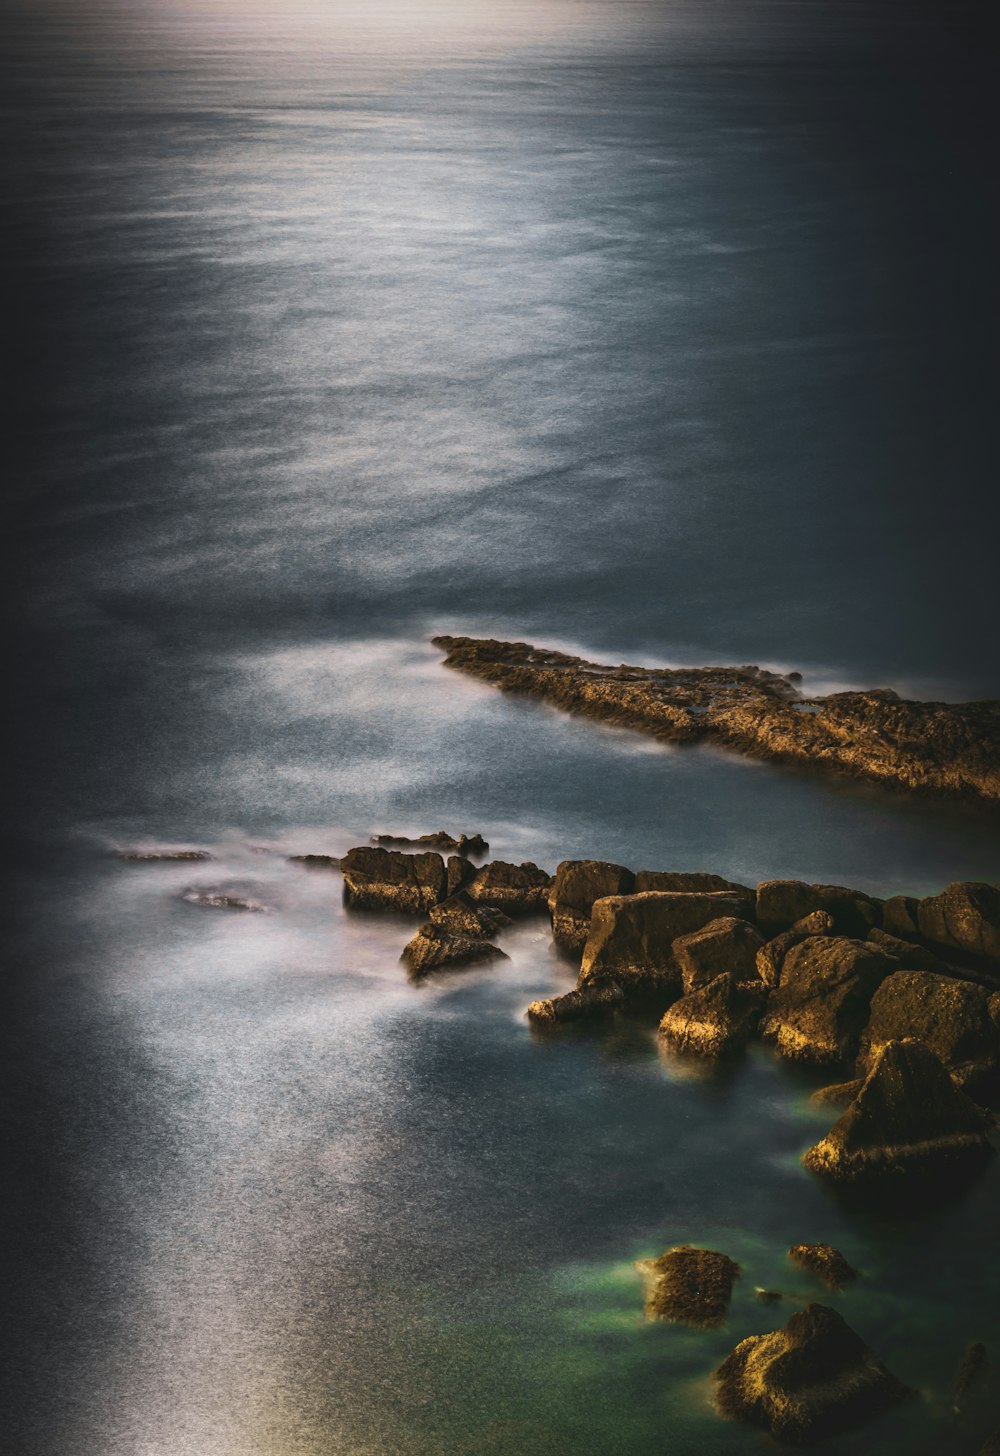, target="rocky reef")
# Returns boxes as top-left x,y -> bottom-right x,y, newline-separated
643,1245 -> 741,1327
787,1243 -> 859,1292
433,635 -> 1000,804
